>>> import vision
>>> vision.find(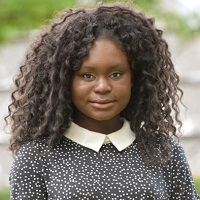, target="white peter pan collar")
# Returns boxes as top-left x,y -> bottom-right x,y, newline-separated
63,119 -> 136,152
